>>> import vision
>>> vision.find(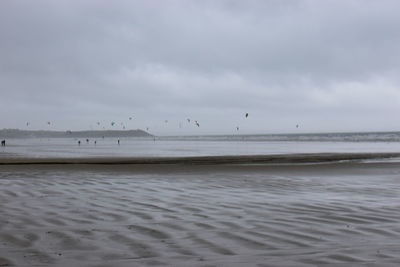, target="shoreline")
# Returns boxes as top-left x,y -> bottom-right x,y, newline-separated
1,152 -> 400,165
